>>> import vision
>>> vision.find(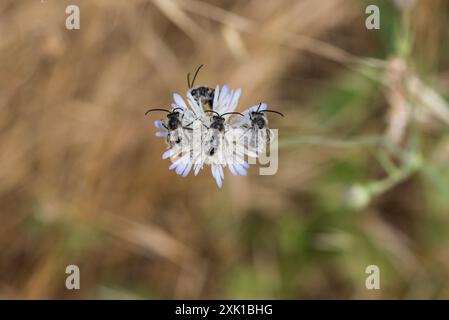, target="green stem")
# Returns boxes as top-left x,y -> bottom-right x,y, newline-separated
278,135 -> 384,148
368,152 -> 422,196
